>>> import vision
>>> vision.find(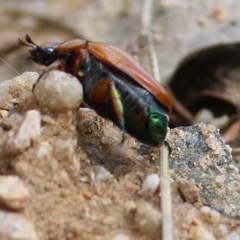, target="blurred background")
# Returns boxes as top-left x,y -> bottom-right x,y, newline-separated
1,0 -> 239,79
